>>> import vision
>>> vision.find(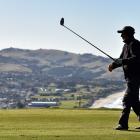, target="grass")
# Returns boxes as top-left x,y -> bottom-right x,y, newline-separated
0,109 -> 140,140
60,100 -> 88,108
60,100 -> 77,108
